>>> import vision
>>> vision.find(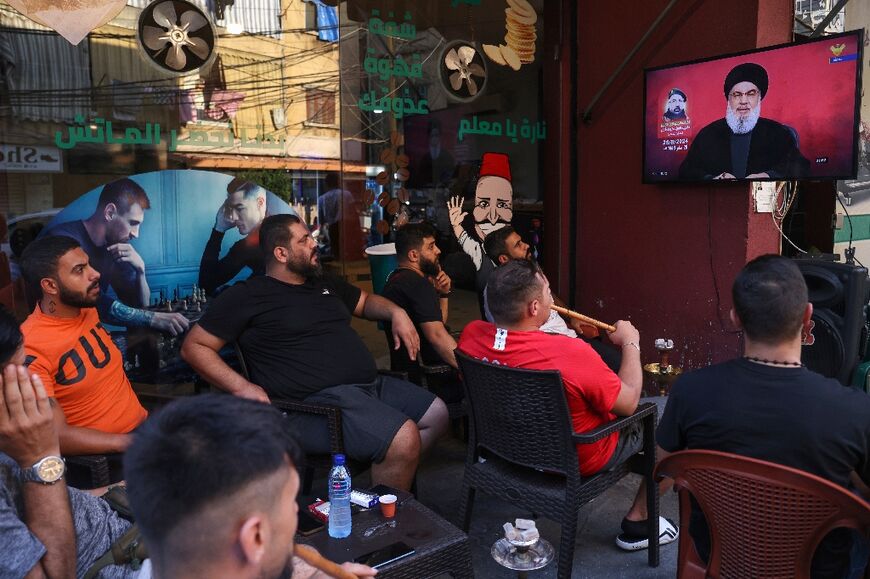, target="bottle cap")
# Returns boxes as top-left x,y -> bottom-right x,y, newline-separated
333,453 -> 346,466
